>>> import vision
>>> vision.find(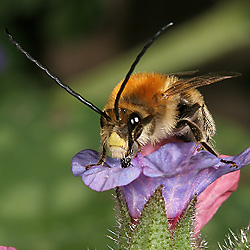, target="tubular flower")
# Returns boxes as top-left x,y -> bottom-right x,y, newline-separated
72,142 -> 250,231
